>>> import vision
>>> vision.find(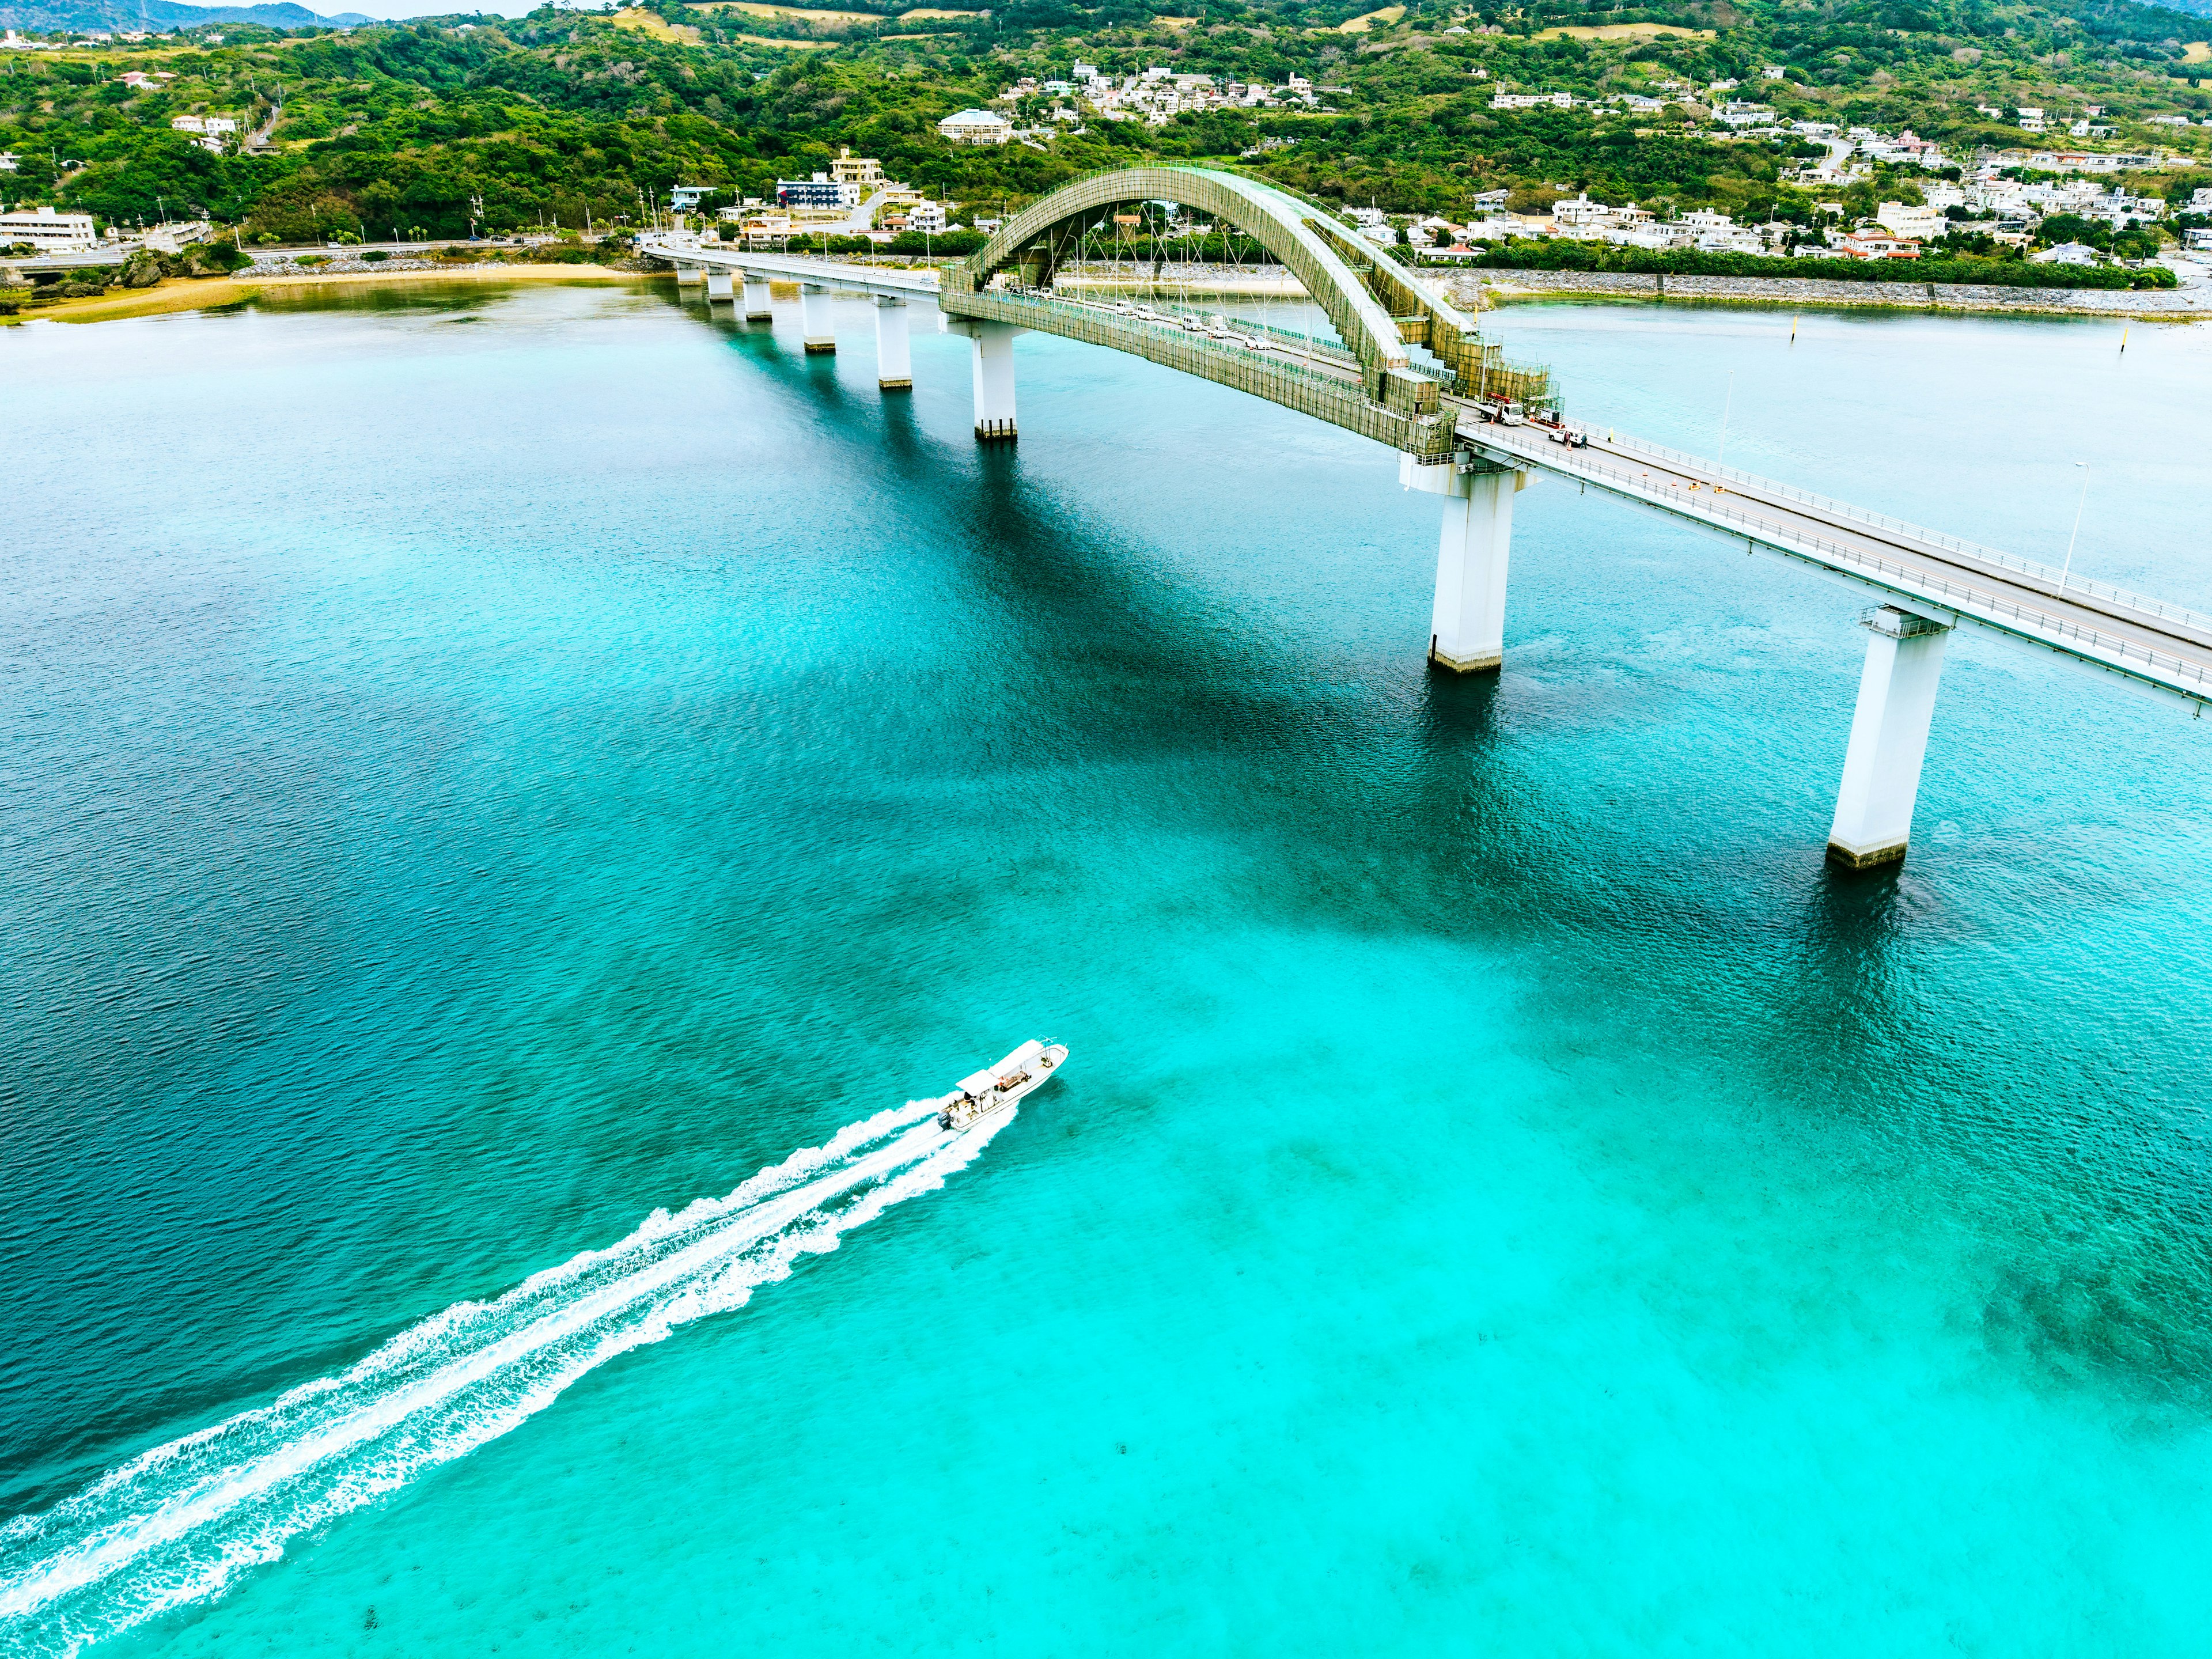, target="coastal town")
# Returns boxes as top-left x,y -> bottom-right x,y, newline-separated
3,0 -> 2209,309
678,115 -> 2206,289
